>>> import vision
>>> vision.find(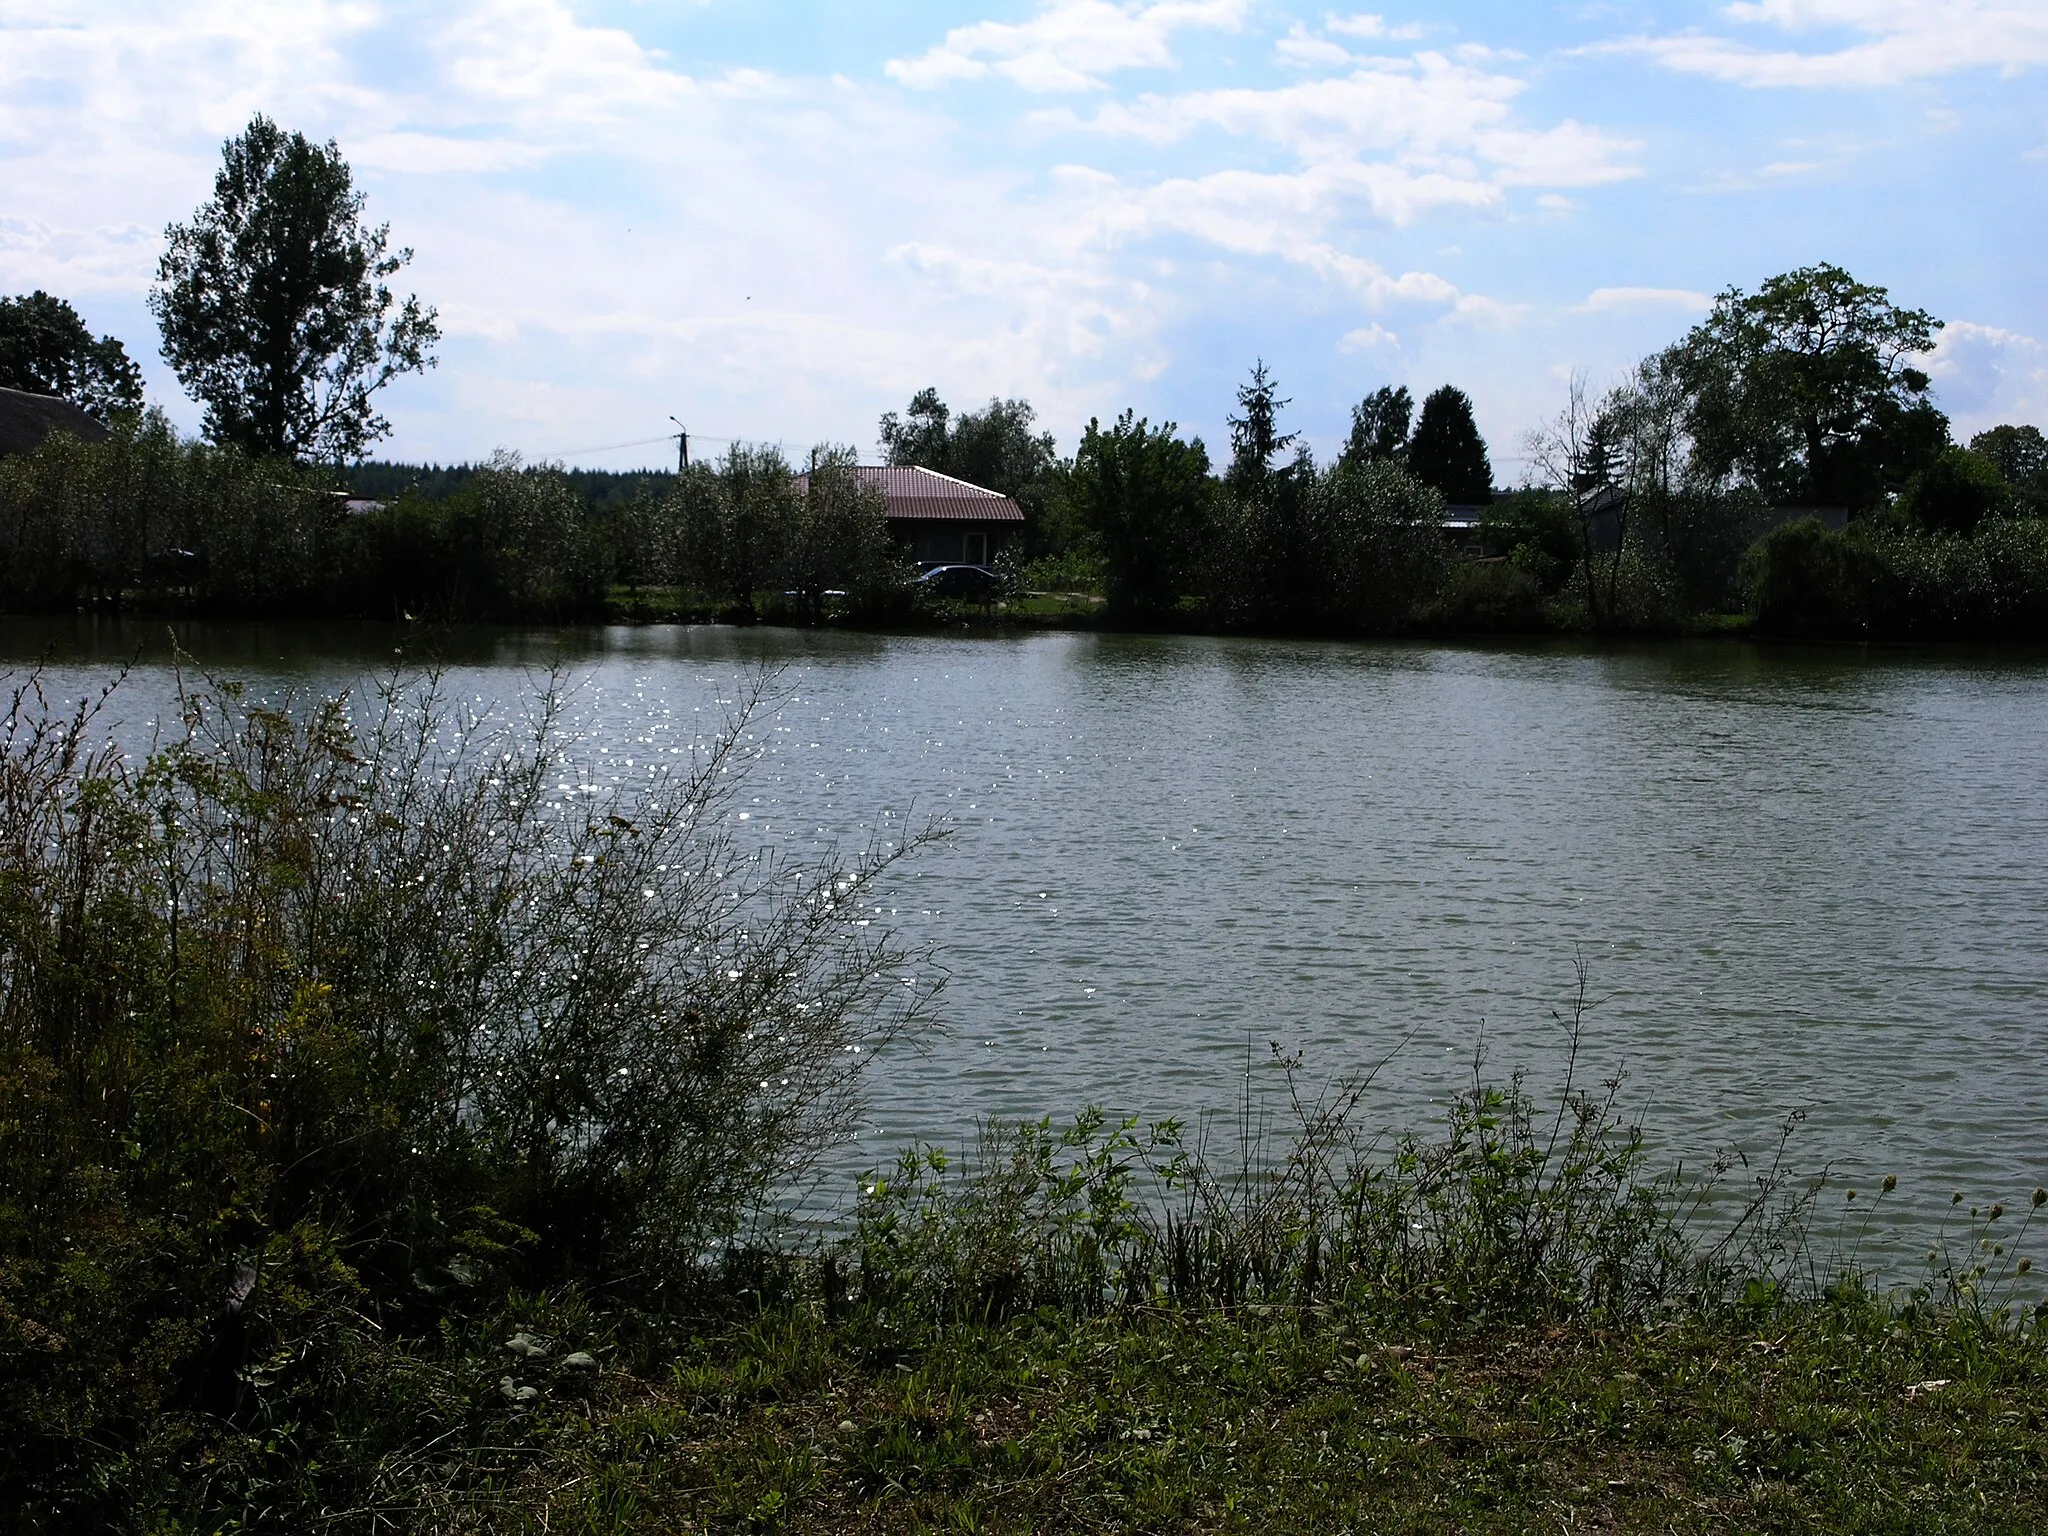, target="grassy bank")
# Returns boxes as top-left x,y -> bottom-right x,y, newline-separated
322,1287 -> 2046,1533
